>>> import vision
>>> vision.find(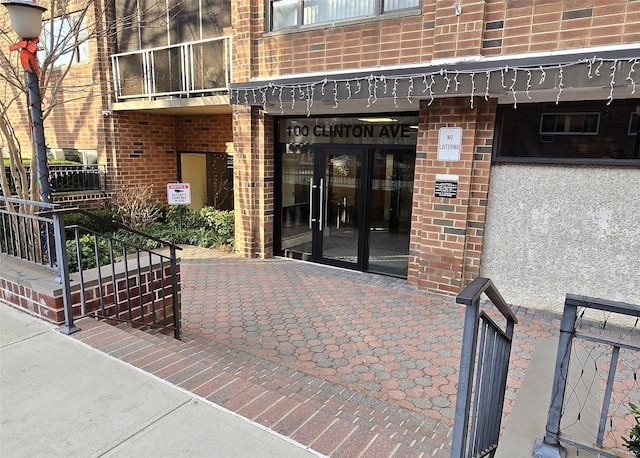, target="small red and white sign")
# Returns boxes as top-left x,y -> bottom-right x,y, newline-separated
437,127 -> 463,161
167,183 -> 191,205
